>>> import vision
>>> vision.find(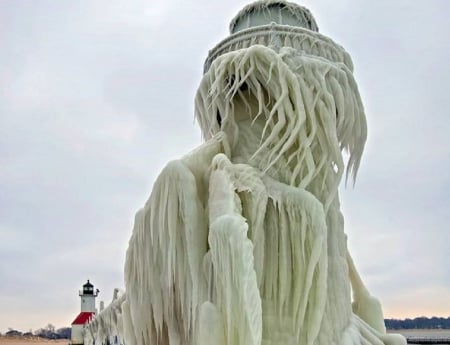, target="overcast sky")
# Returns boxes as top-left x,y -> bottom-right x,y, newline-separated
1,0 -> 449,333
